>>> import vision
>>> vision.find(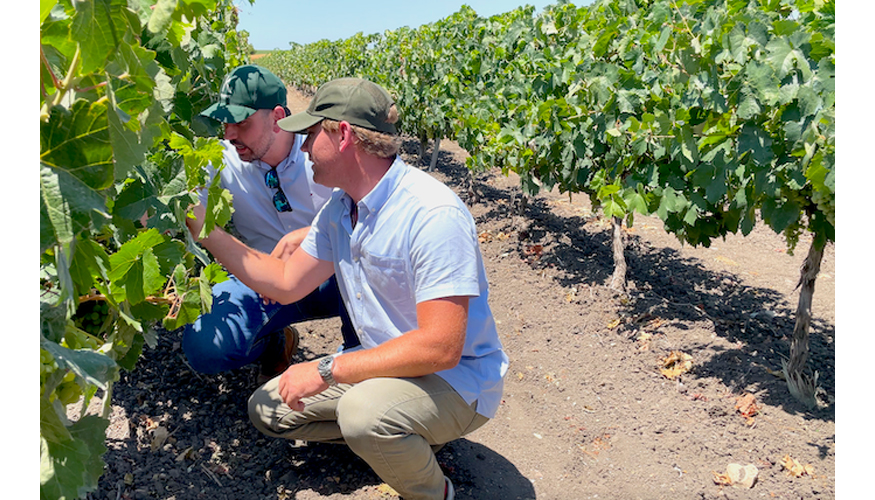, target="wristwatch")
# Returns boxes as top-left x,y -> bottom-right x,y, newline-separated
317,355 -> 338,386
